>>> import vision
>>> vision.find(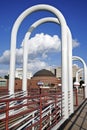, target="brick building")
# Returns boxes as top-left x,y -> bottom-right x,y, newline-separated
0,69 -> 61,94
